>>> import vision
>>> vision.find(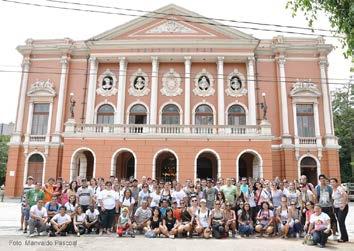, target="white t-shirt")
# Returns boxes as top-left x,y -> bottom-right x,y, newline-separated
86,209 -> 100,222
30,205 -> 48,218
75,213 -> 86,223
97,189 -> 119,210
172,189 -> 187,207
150,192 -> 161,208
64,202 -> 75,213
52,213 -> 71,224
195,208 -> 210,228
119,196 -> 135,207
138,190 -> 150,205
310,212 -> 330,231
